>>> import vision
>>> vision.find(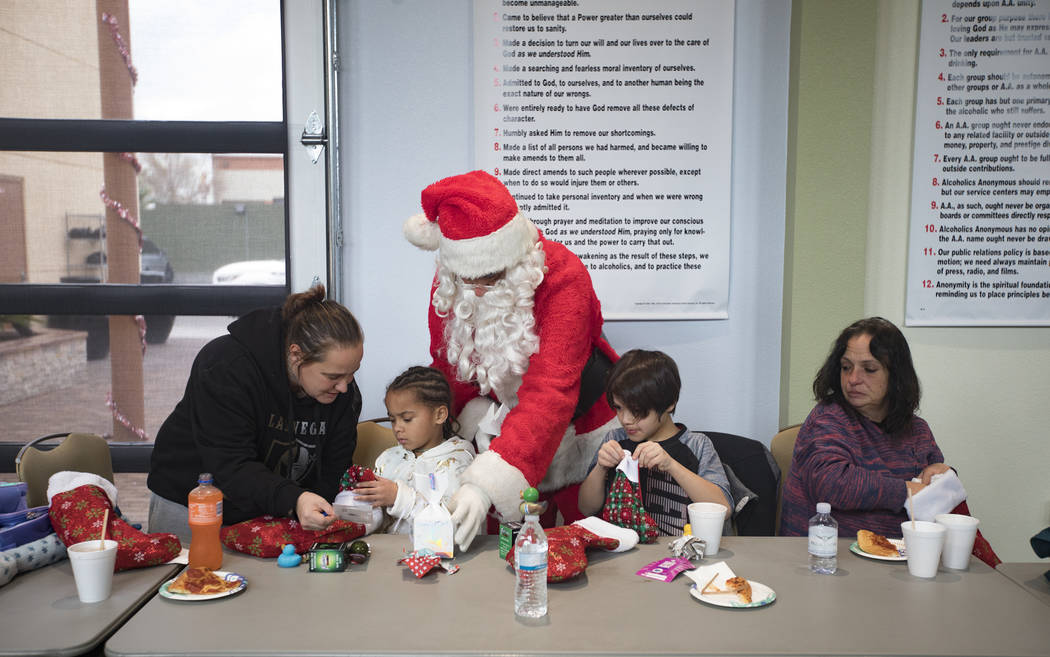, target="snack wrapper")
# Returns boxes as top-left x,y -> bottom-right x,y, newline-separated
413,472 -> 454,558
636,557 -> 694,582
668,535 -> 706,561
